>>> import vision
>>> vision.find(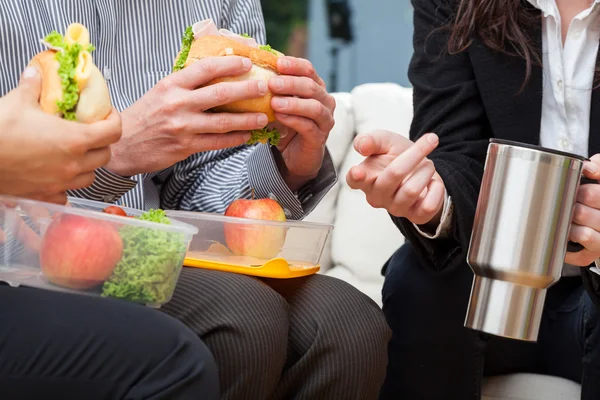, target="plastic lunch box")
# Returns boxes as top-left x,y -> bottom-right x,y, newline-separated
0,196 -> 197,308
165,210 -> 333,279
